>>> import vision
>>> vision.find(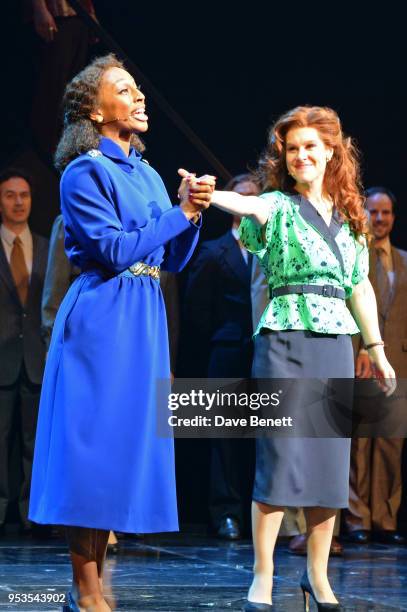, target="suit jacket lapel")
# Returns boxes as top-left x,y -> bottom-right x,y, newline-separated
369,248 -> 385,329
370,247 -> 393,319
390,246 -> 406,307
220,232 -> 251,288
26,233 -> 39,309
0,239 -> 22,308
369,248 -> 378,291
294,194 -> 346,274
